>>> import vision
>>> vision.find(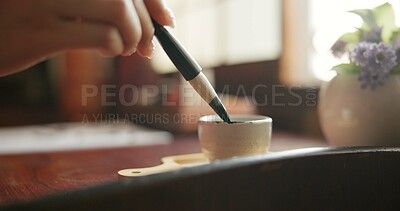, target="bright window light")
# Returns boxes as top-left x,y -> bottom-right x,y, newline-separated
310,0 -> 400,81
151,0 -> 281,74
